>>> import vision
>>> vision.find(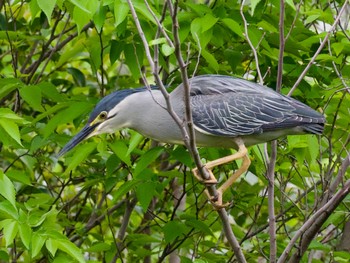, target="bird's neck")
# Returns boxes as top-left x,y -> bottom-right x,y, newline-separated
122,90 -> 185,144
